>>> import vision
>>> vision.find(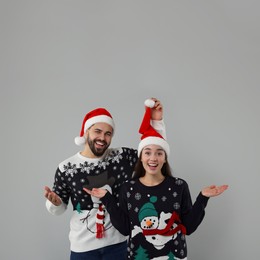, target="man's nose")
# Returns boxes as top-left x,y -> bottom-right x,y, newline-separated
98,133 -> 105,140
